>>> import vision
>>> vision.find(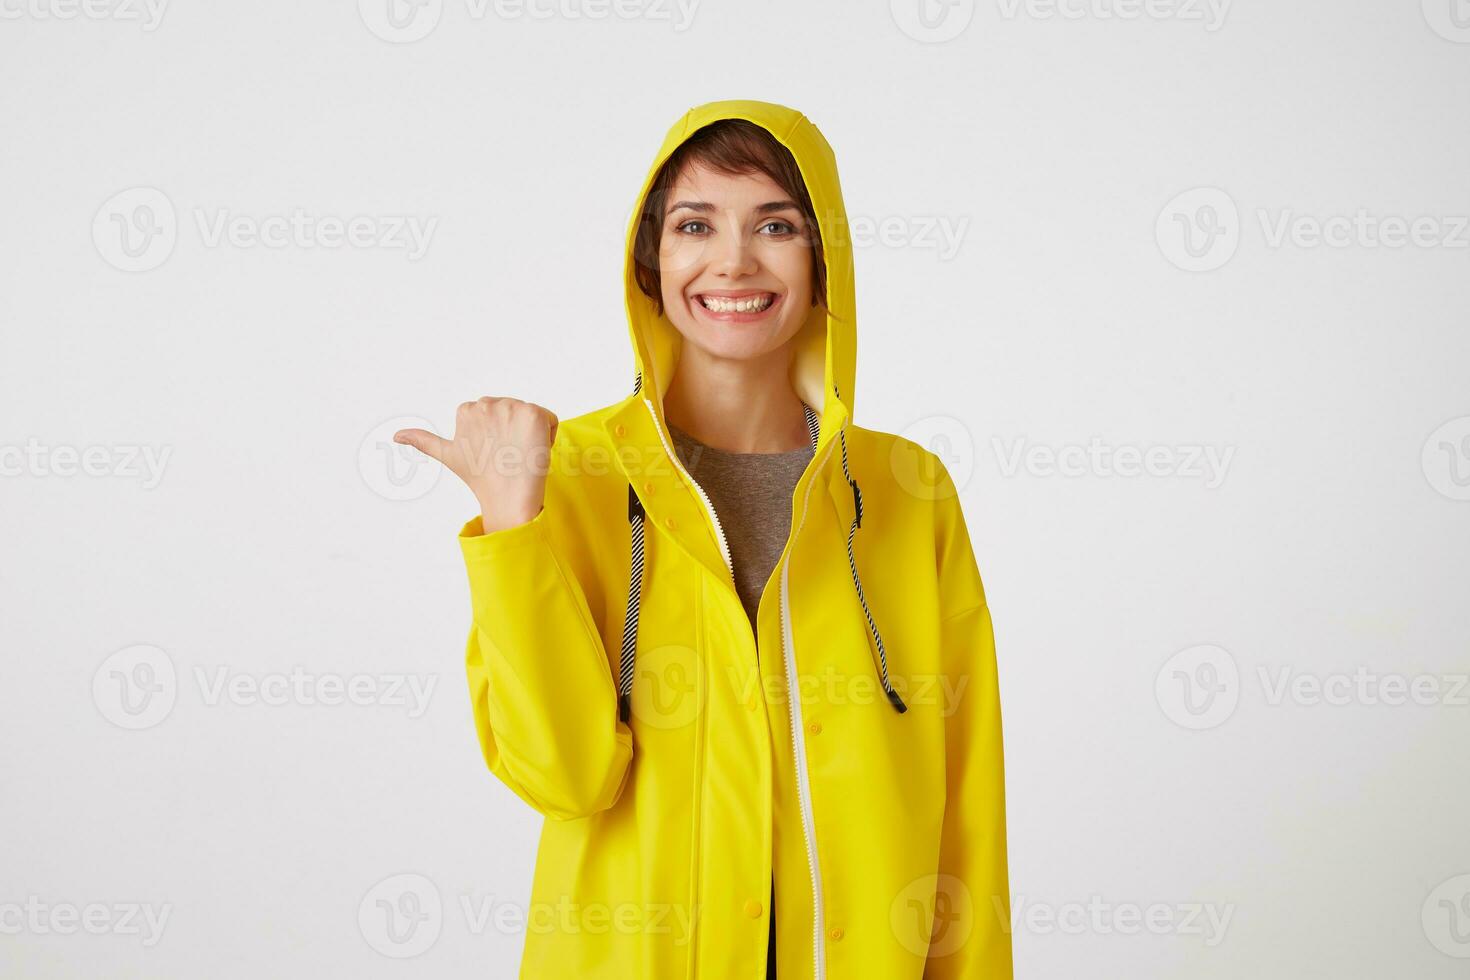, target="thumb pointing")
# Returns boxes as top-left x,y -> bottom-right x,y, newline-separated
393,428 -> 449,463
